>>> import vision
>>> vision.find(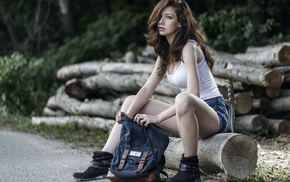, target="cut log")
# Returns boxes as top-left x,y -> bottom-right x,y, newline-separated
234,114 -> 269,135
214,77 -> 250,91
64,73 -> 180,99
270,96 -> 290,113
212,52 -> 284,87
64,73 -> 149,99
43,107 -> 66,117
265,87 -> 281,99
249,86 -> 264,98
57,62 -> 154,81
252,97 -> 270,110
31,116 -> 115,131
234,92 -> 253,115
268,119 -> 290,135
46,93 -> 121,119
165,134 -> 258,179
234,45 -> 290,67
246,42 -> 290,53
